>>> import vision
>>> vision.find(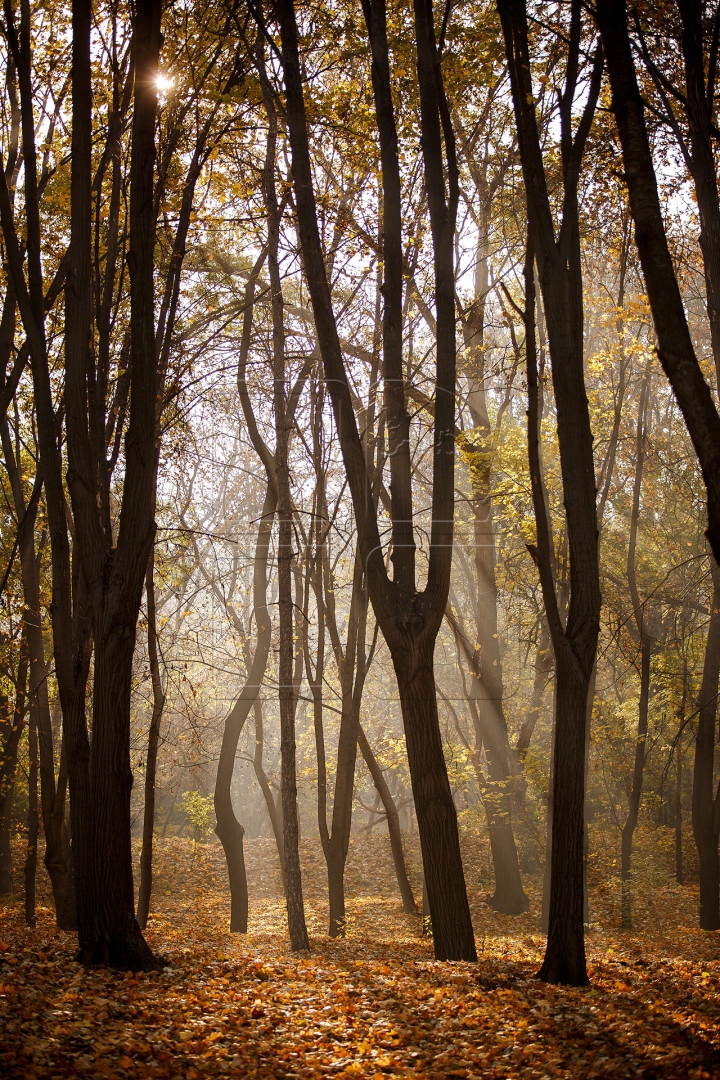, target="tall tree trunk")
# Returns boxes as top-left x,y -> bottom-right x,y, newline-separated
597,0 -> 720,566
277,0 -> 476,961
214,485 -> 275,933
25,690 -> 38,927
65,0 -> 163,968
0,420 -> 75,926
137,557 -> 166,930
692,562 -> 720,929
262,55 -> 308,951
499,0 -> 603,984
358,724 -> 416,913
621,377 -> 652,930
0,0 -> 93,950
